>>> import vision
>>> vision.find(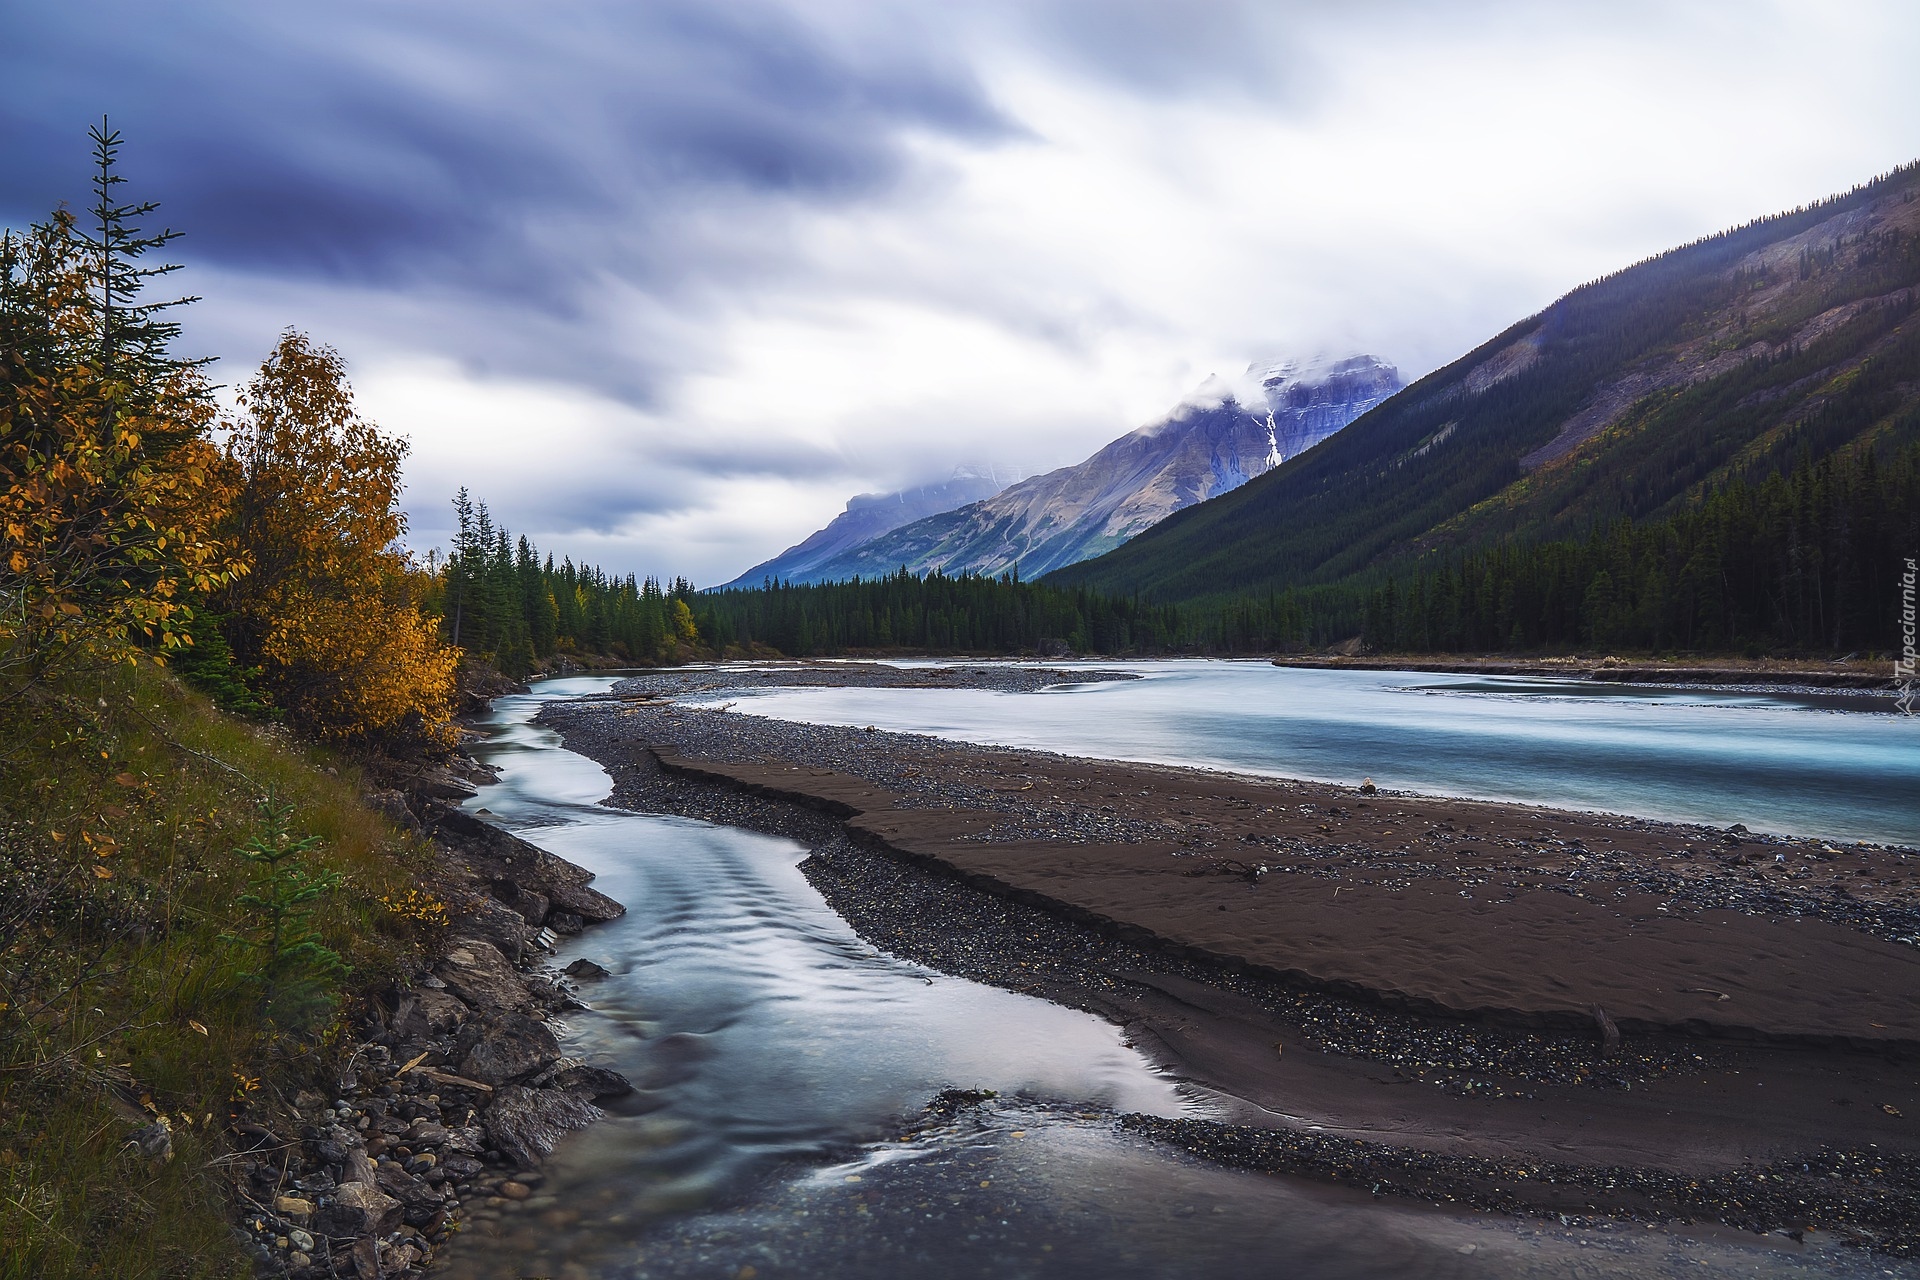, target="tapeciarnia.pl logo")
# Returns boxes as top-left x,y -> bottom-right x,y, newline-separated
1898,557 -> 1917,715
